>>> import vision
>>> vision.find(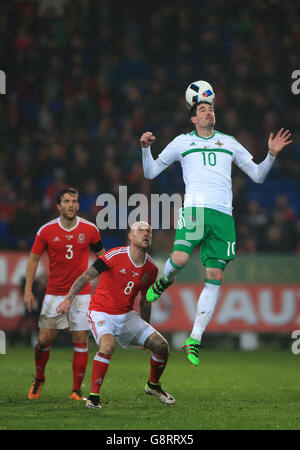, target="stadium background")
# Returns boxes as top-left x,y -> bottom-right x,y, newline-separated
0,0 -> 300,350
